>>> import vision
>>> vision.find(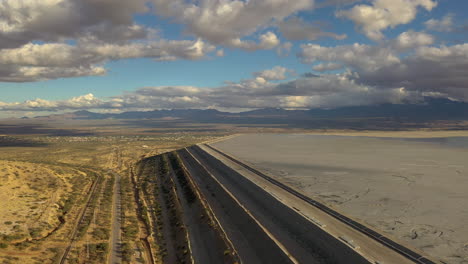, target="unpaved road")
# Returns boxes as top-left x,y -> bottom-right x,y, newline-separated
109,170 -> 122,264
